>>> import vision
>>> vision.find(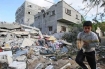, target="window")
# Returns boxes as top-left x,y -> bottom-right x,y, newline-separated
28,12 -> 31,14
28,5 -> 32,8
21,5 -> 24,9
50,10 -> 55,16
61,26 -> 66,32
65,8 -> 71,16
41,9 -> 45,13
38,16 -> 40,19
47,12 -> 49,15
76,15 -> 79,20
52,10 -> 55,15
48,26 -> 53,31
16,12 -> 18,15
19,9 -> 21,12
